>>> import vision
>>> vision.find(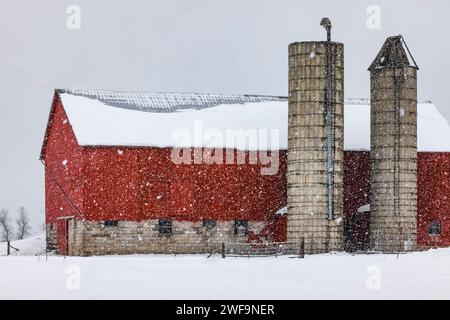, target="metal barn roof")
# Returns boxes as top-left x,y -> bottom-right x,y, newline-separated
56,89 -> 286,113
56,89 -> 380,112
